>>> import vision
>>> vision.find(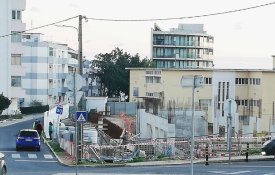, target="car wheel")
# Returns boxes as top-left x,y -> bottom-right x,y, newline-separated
1,166 -> 7,175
